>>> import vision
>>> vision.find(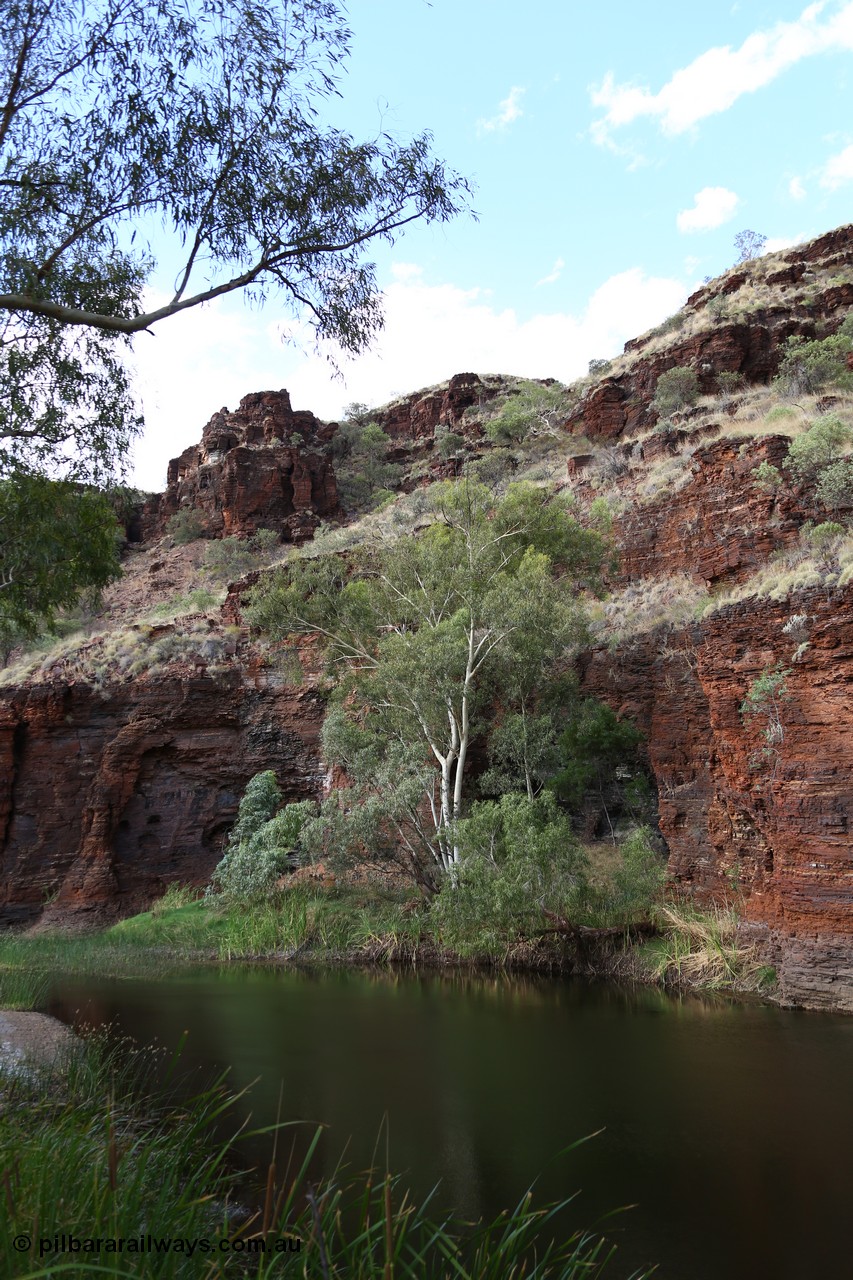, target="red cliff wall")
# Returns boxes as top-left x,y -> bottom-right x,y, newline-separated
0,663 -> 326,926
